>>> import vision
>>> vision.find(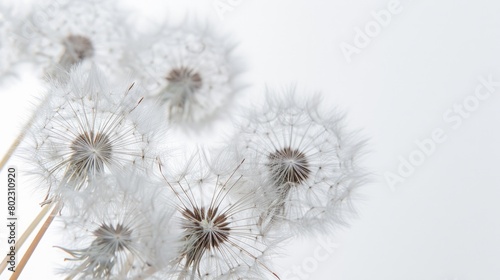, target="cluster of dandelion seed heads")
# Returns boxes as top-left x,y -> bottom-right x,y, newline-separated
2,1 -> 369,279
3,0 -> 244,126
